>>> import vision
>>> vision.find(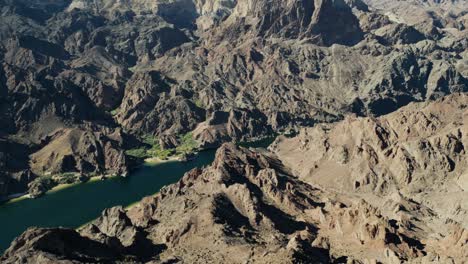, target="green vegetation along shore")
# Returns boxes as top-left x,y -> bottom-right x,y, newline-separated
126,132 -> 199,161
